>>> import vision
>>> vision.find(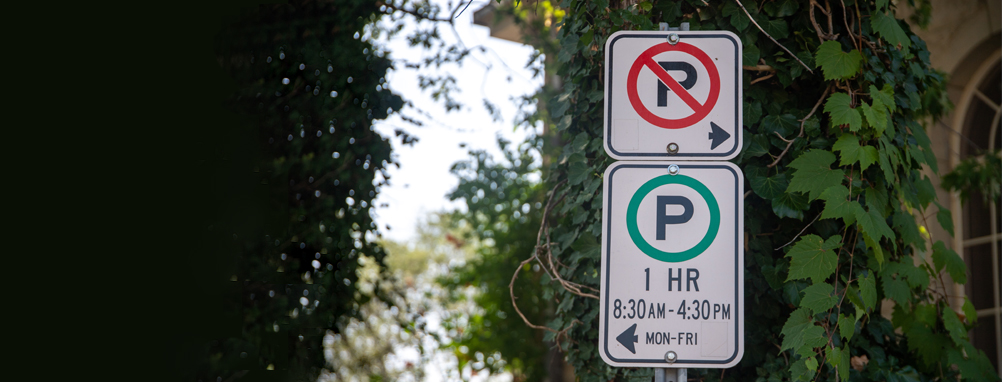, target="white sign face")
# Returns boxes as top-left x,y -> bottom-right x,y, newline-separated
604,31 -> 742,160
599,161 -> 744,368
